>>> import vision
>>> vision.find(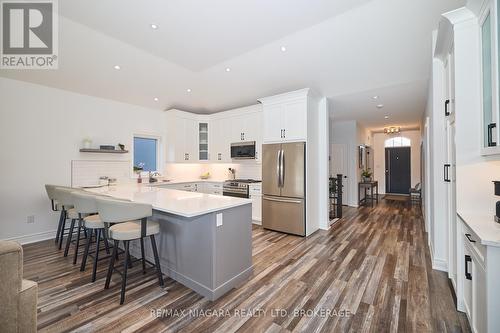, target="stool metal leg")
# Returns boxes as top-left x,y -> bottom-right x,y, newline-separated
64,218 -> 76,257
103,236 -> 110,254
80,228 -> 92,272
91,229 -> 102,282
140,238 -> 146,274
120,241 -> 130,304
55,210 -> 64,243
150,235 -> 164,287
105,240 -> 118,289
73,219 -> 83,264
58,210 -> 67,250
126,245 -> 133,269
